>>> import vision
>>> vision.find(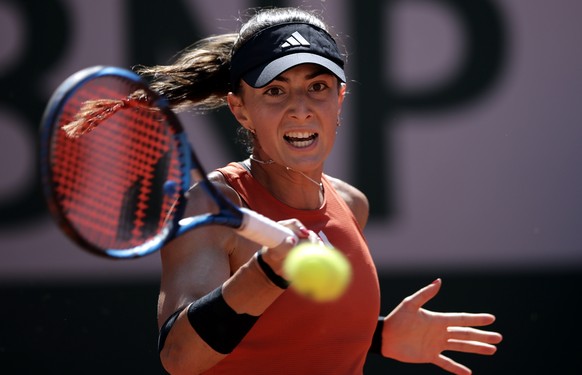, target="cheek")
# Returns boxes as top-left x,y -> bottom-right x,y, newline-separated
322,102 -> 341,128
252,111 -> 280,136
246,108 -> 283,148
